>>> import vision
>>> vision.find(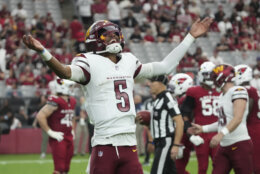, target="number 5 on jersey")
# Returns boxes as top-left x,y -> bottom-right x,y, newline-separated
114,80 -> 130,112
